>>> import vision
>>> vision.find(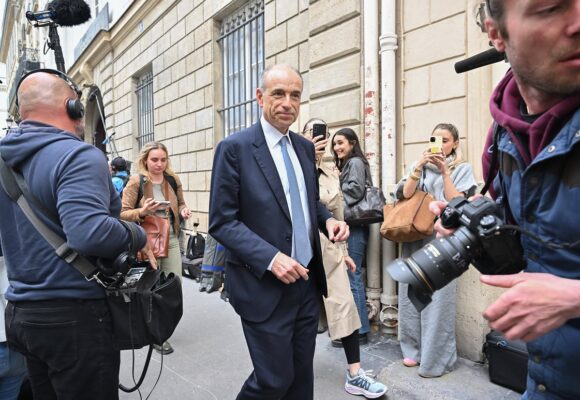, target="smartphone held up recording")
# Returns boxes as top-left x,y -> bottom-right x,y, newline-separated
430,135 -> 443,153
312,123 -> 327,139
